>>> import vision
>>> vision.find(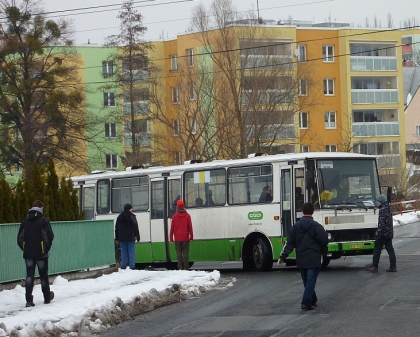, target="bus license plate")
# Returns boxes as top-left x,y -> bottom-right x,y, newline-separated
350,244 -> 364,249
